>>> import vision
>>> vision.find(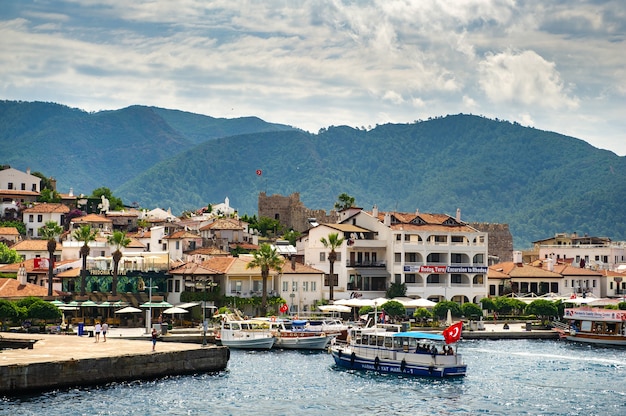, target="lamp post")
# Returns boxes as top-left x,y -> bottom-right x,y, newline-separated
145,276 -> 158,334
